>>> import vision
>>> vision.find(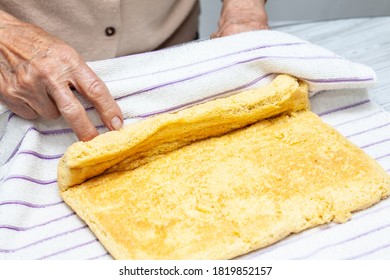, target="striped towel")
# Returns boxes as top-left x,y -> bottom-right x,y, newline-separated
0,30 -> 388,260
